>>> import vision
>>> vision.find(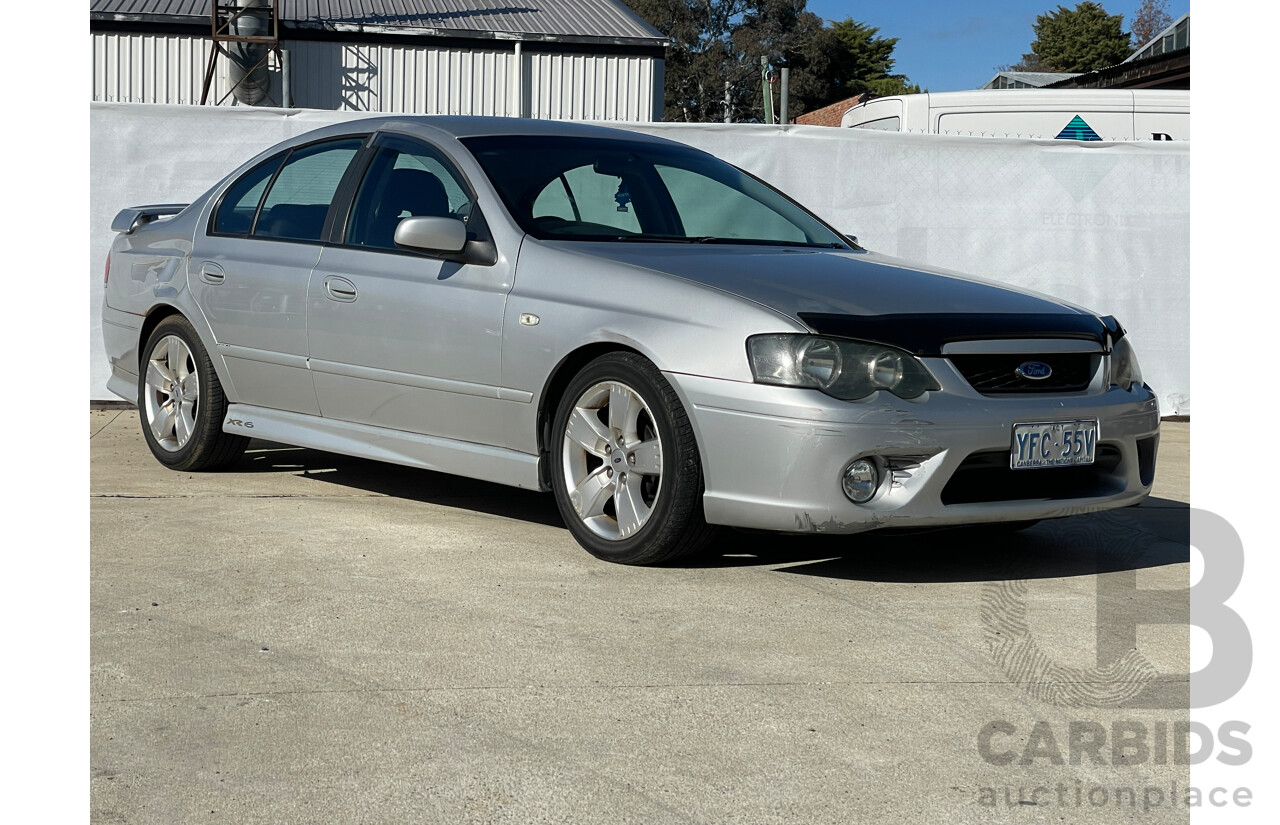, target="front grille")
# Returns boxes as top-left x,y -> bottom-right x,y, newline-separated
949,353 -> 1098,394
940,445 -> 1124,505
